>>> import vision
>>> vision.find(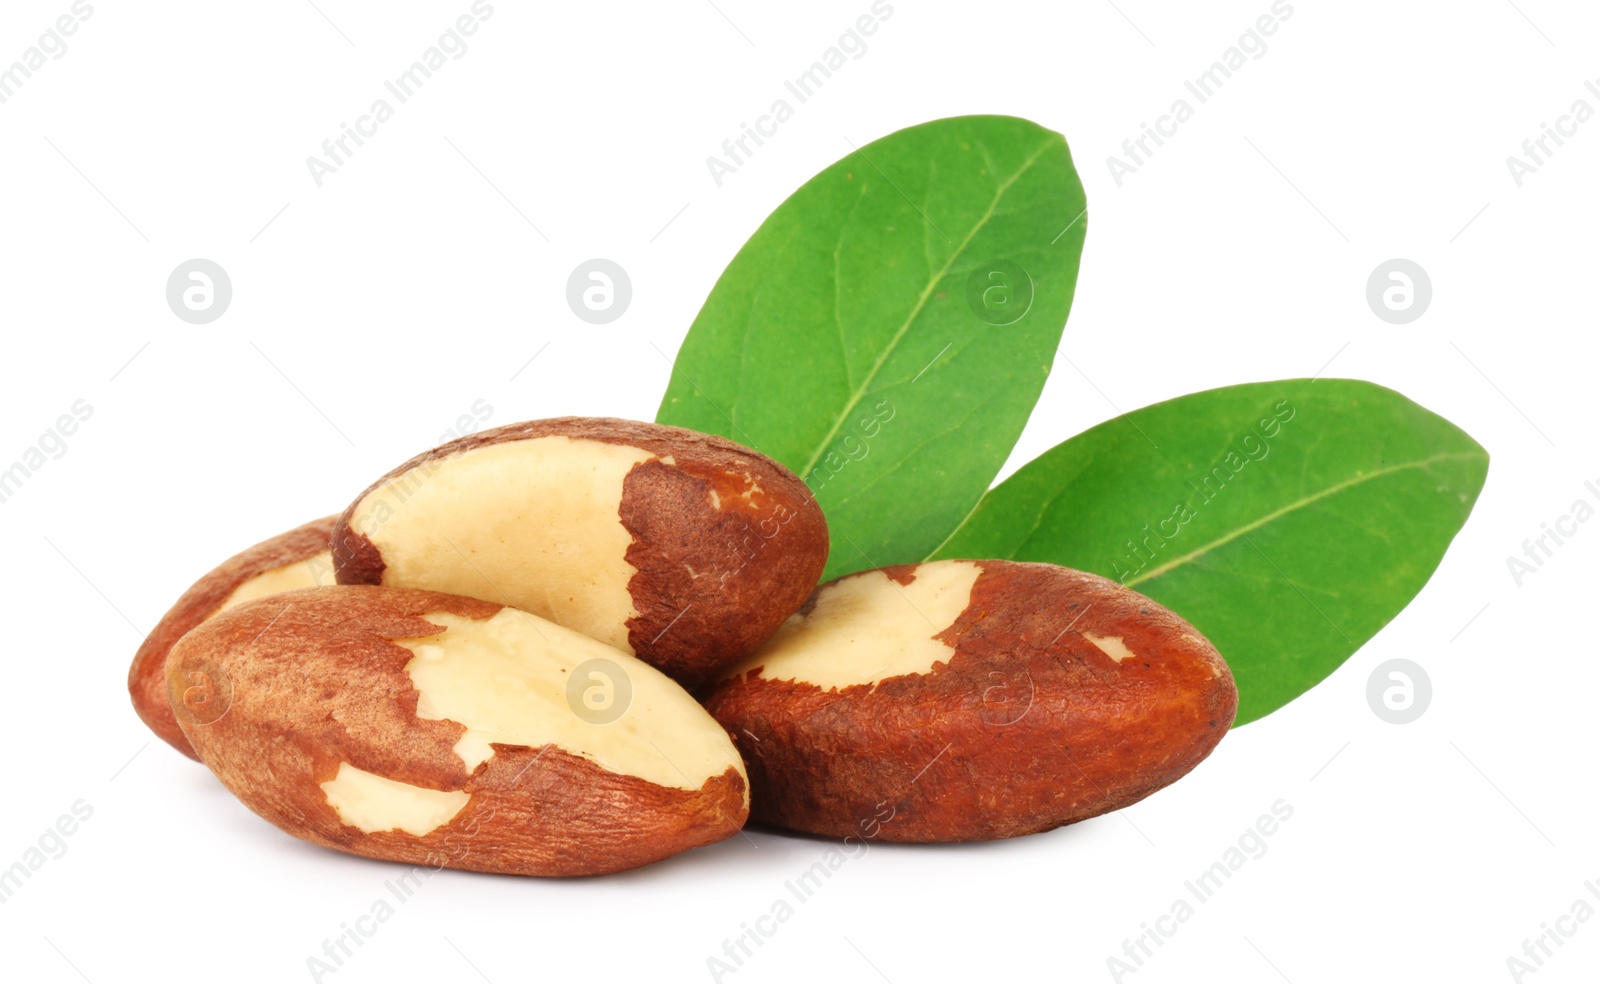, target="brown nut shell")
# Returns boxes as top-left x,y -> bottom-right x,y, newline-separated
331,417 -> 829,690
129,515 -> 337,759
168,585 -> 749,877
702,560 -> 1238,842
